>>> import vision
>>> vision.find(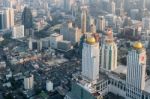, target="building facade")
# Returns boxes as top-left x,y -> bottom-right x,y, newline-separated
126,42 -> 146,99
100,30 -> 117,71
82,36 -> 99,81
